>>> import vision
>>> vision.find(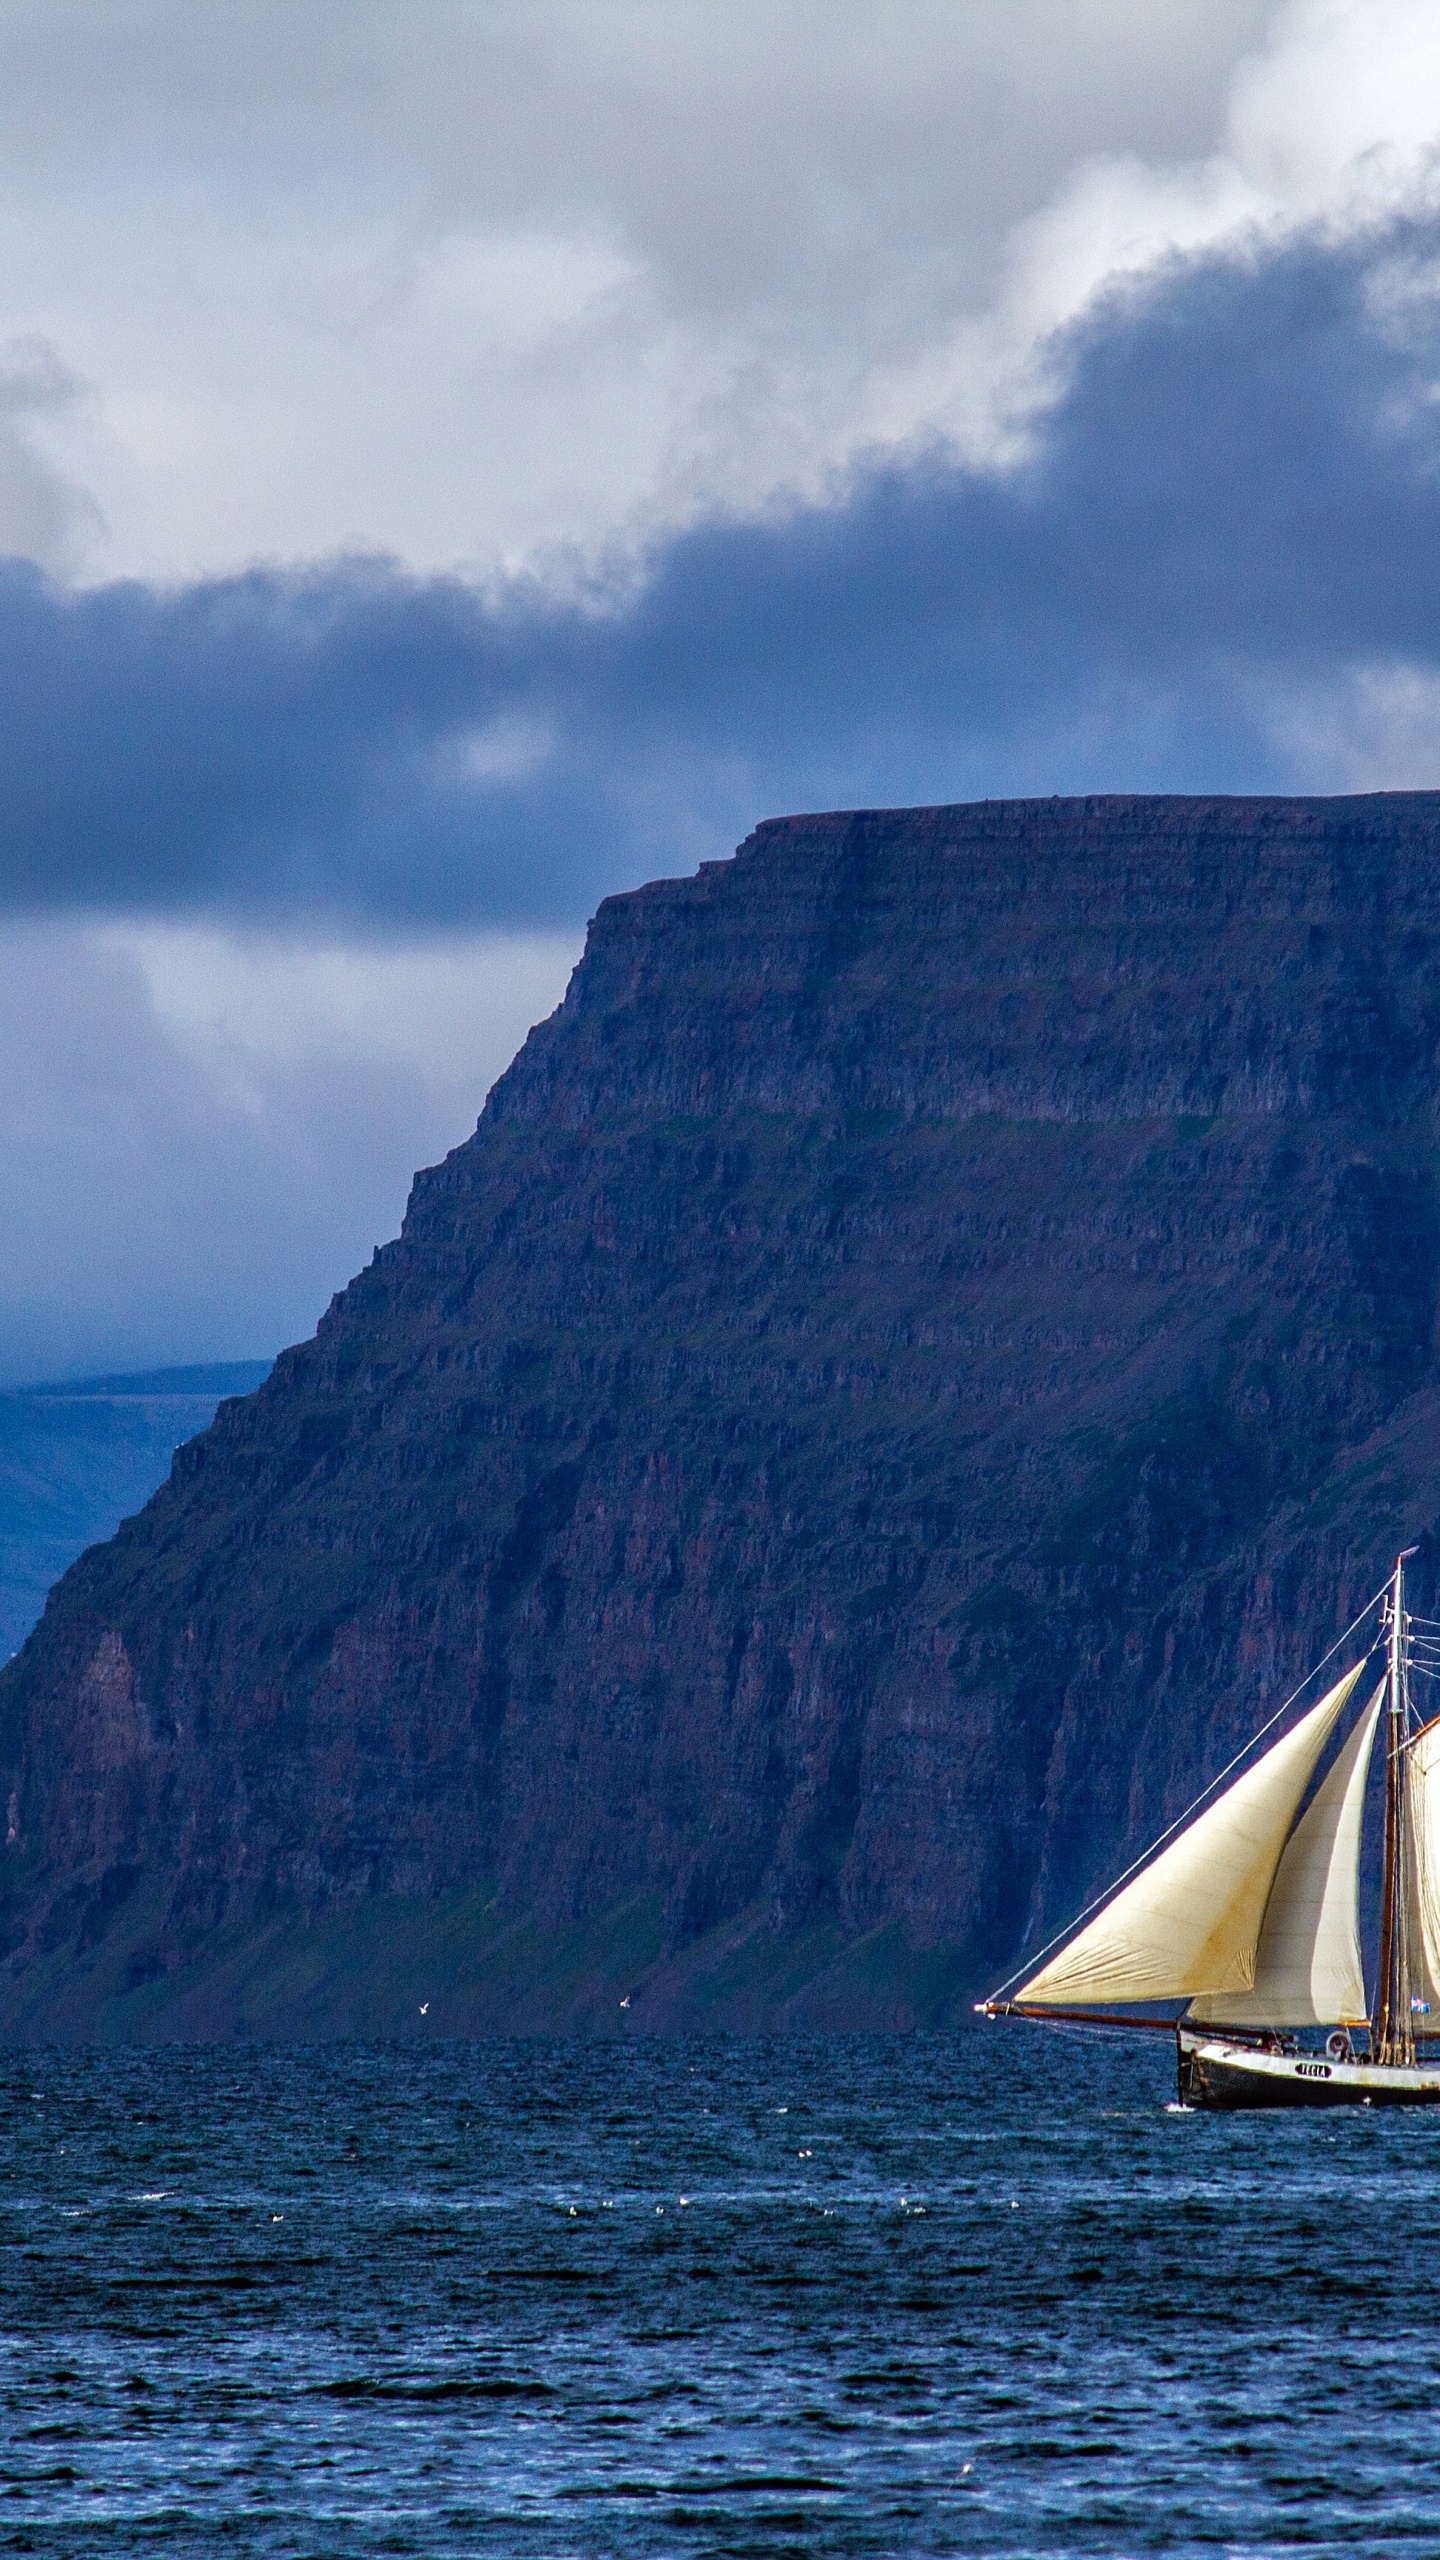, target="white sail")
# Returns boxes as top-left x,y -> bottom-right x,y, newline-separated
1405,1716 -> 1440,2015
1015,1664 -> 1365,2007
1187,1682 -> 1382,2027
